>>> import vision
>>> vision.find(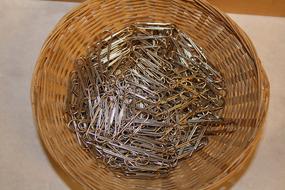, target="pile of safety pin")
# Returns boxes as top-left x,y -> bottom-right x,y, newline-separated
66,23 -> 227,178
